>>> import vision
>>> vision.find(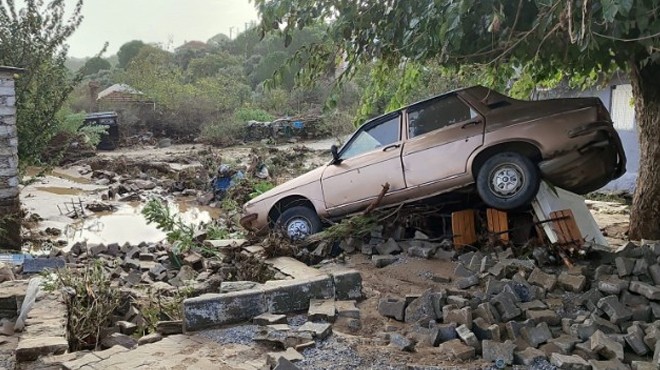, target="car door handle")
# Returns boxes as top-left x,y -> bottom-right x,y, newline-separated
461,120 -> 481,129
382,144 -> 401,152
